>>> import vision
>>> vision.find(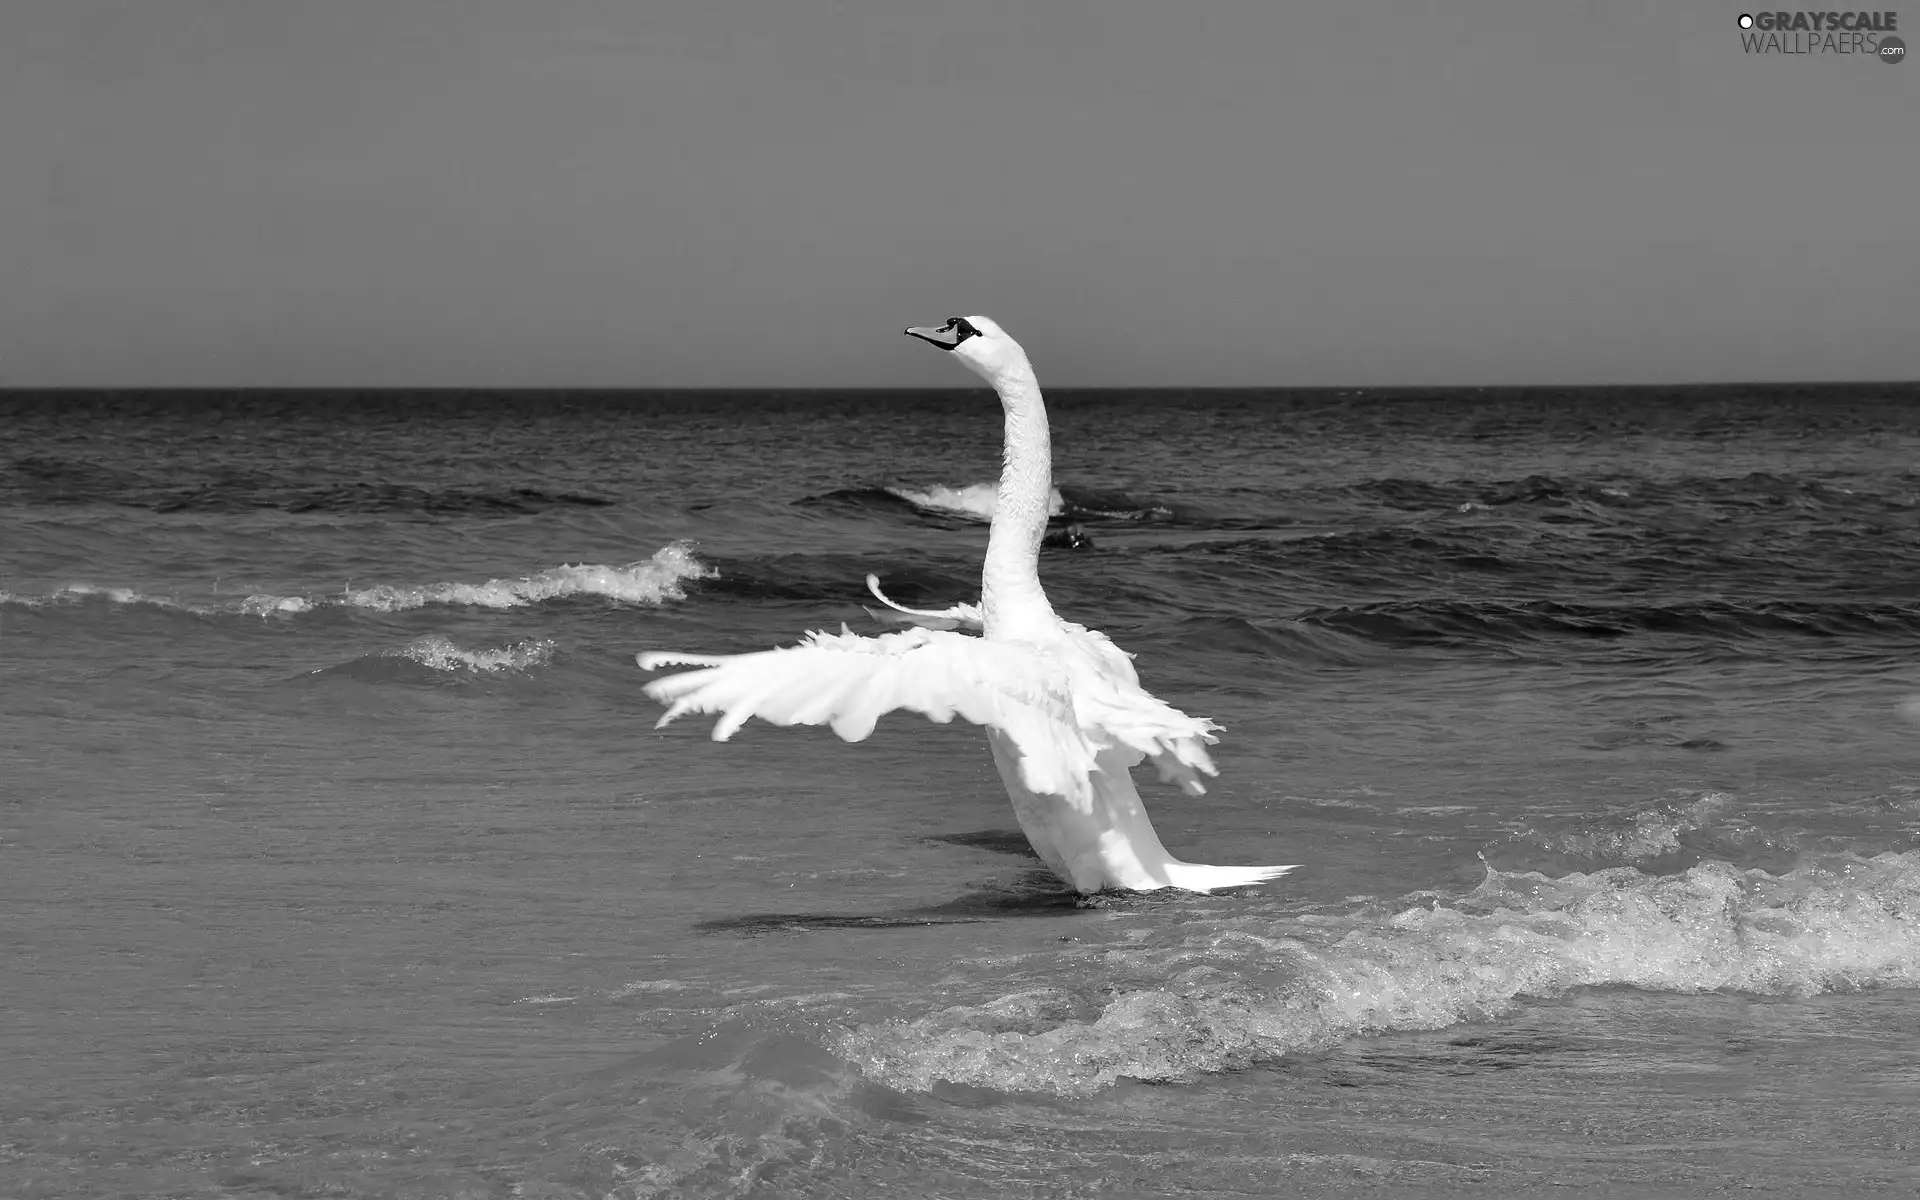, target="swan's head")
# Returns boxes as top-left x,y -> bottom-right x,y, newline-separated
904,315 -> 1030,383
